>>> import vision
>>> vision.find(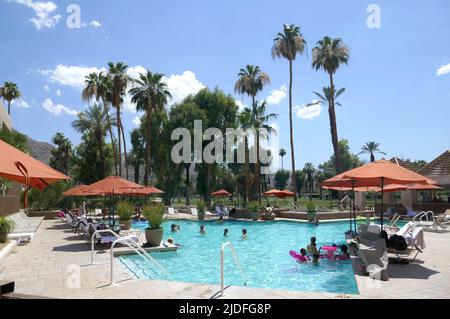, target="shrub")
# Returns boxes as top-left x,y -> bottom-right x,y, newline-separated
0,217 -> 15,243
306,200 -> 317,213
142,204 -> 165,230
197,200 -> 206,213
116,201 -> 133,221
247,201 -> 261,212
